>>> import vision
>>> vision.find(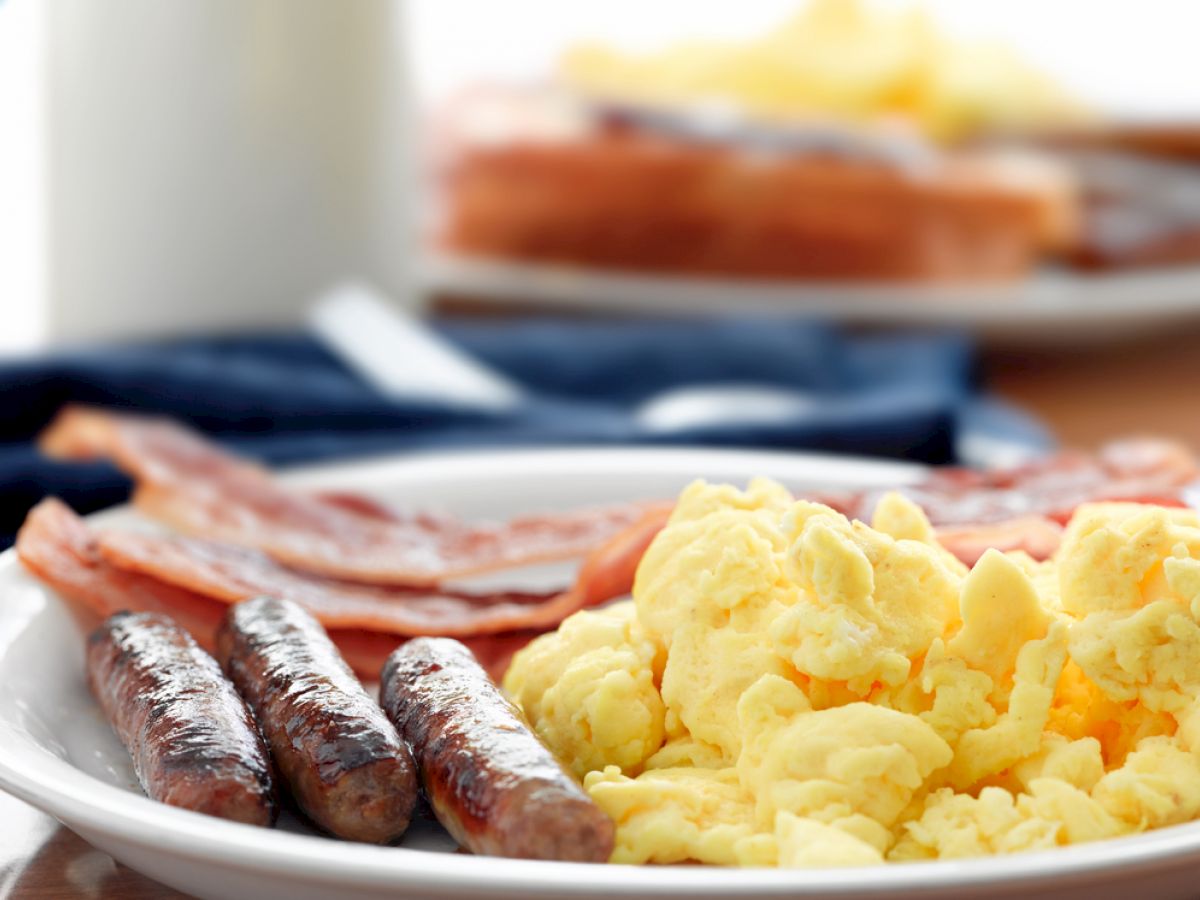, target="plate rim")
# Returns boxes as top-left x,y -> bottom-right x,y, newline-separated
3,444 -> 1200,896
419,251 -> 1200,328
